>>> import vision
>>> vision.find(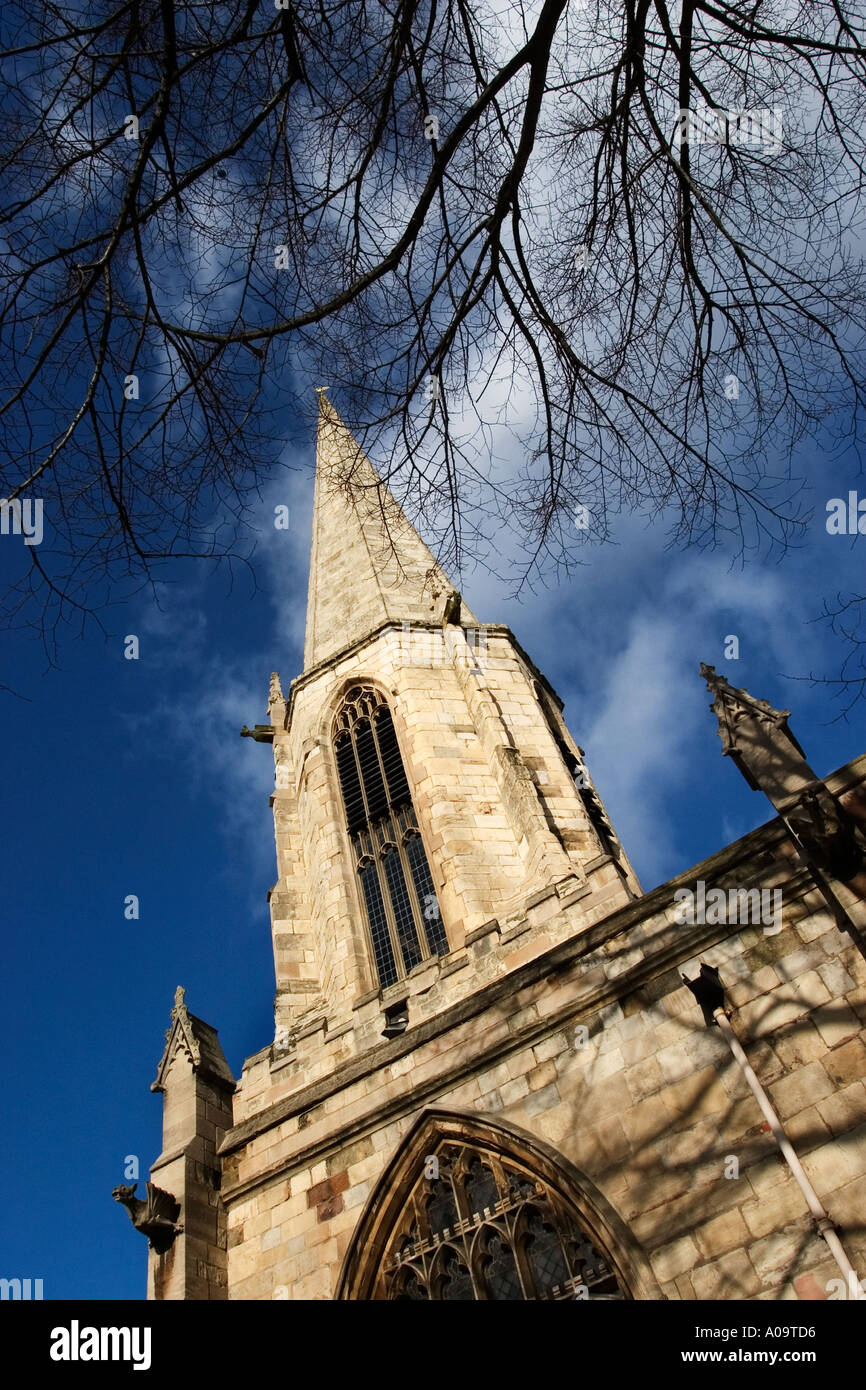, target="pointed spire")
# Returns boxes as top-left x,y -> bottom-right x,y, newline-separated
700,663 -> 815,805
304,393 -> 476,669
151,986 -> 234,1093
700,667 -> 866,944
